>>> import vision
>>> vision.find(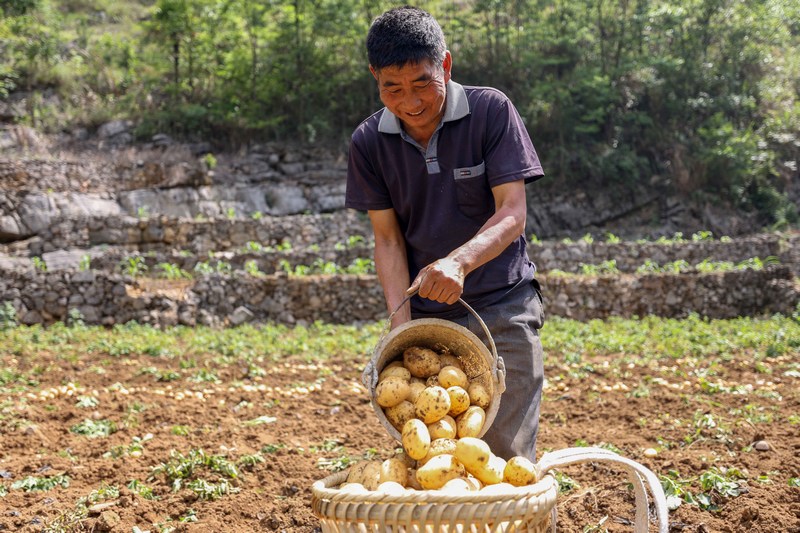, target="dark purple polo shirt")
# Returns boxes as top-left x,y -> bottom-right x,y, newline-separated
346,81 -> 544,318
